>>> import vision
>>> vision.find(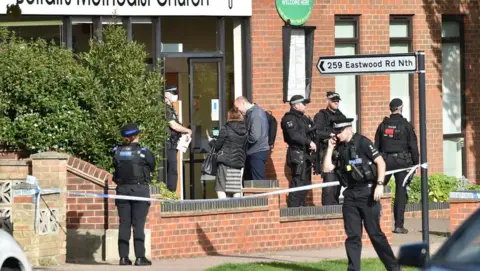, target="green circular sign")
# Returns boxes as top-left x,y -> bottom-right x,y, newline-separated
275,0 -> 314,26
